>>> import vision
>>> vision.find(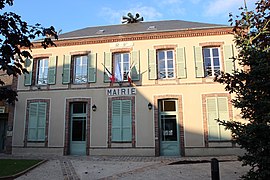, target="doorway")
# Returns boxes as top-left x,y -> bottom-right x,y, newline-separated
70,102 -> 87,155
0,113 -> 8,153
159,99 -> 180,156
